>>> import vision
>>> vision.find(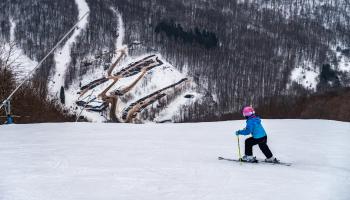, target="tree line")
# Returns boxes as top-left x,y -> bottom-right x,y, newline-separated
1,0 -> 350,122
155,19 -> 218,49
